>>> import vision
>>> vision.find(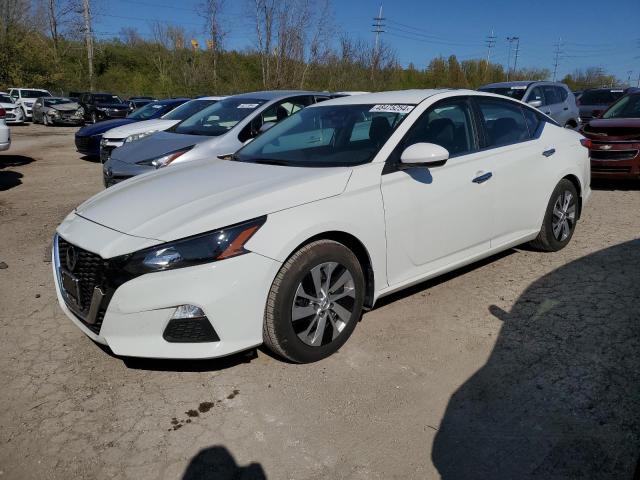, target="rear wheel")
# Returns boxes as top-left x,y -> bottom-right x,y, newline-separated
530,179 -> 578,252
263,240 -> 365,363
